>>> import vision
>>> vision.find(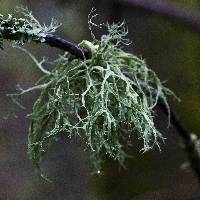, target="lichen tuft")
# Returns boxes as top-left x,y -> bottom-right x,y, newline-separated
6,10 -> 177,178
21,23 -> 175,177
